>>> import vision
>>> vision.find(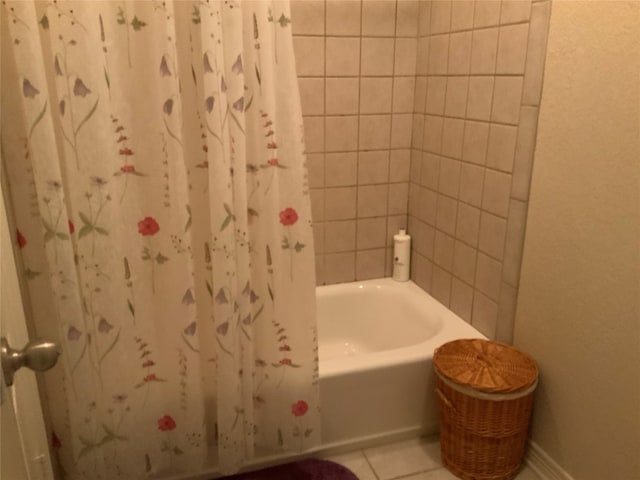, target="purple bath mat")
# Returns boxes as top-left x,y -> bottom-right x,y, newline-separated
219,458 -> 359,480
